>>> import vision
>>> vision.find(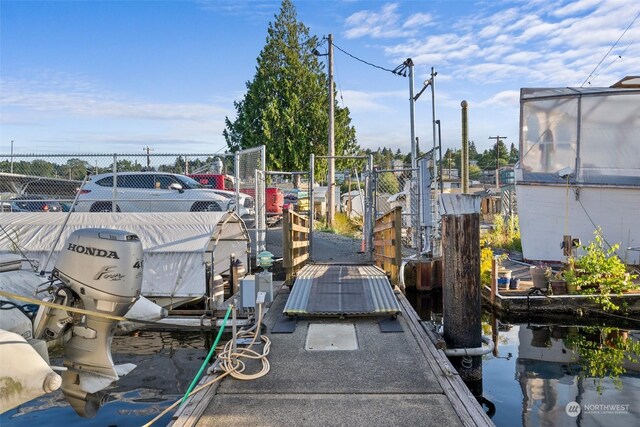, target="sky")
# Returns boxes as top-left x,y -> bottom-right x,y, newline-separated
1,0 -> 639,158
